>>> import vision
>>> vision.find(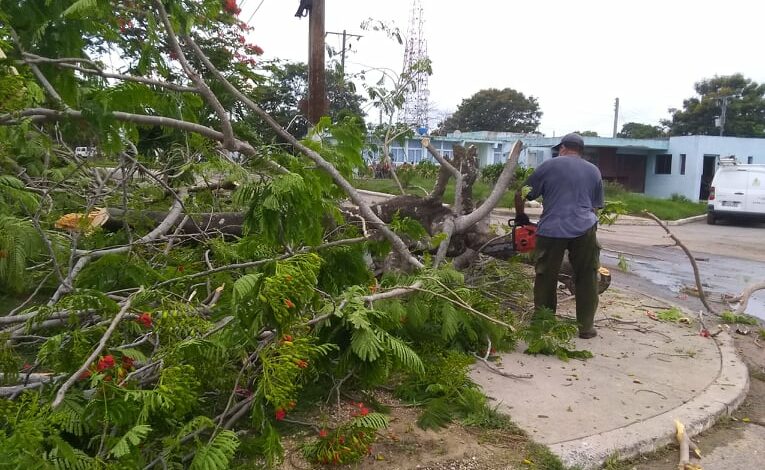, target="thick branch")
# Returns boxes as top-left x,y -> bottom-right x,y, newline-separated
728,281 -> 765,314
186,38 -> 423,270
454,140 -> 522,233
643,212 -> 716,314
